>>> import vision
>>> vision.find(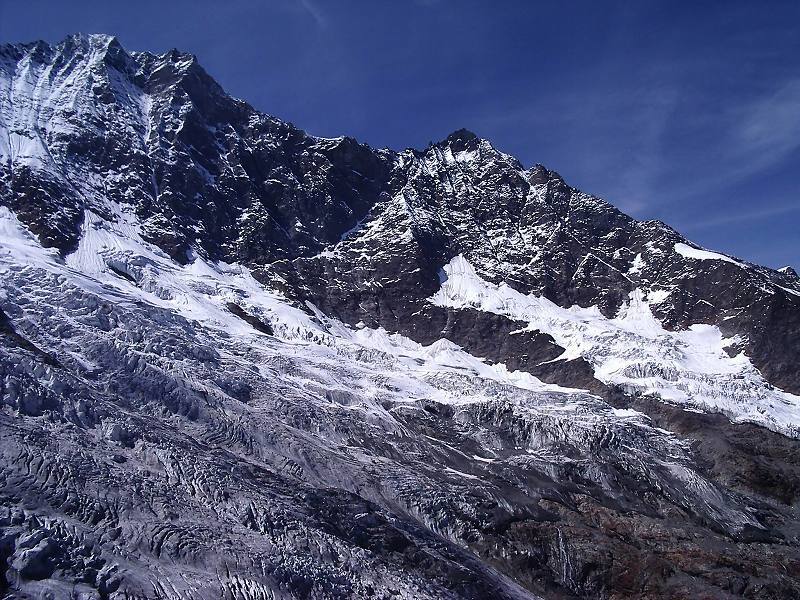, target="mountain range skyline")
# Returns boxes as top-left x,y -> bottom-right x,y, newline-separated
1,0 -> 797,269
